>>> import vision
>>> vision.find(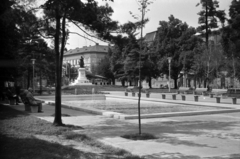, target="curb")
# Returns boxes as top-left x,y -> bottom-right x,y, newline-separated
118,109 -> 240,120
44,99 -> 240,120
45,100 -> 125,118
